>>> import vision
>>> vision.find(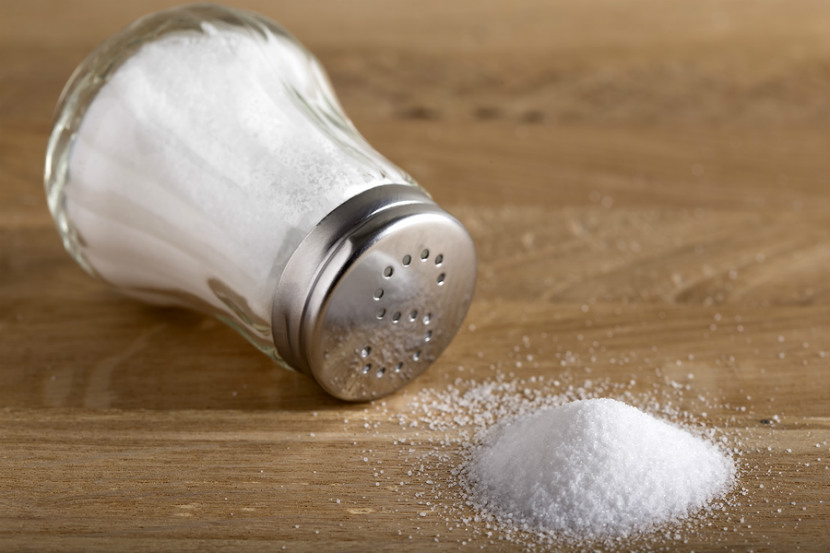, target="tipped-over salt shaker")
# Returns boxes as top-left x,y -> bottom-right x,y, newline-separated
44,4 -> 477,401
